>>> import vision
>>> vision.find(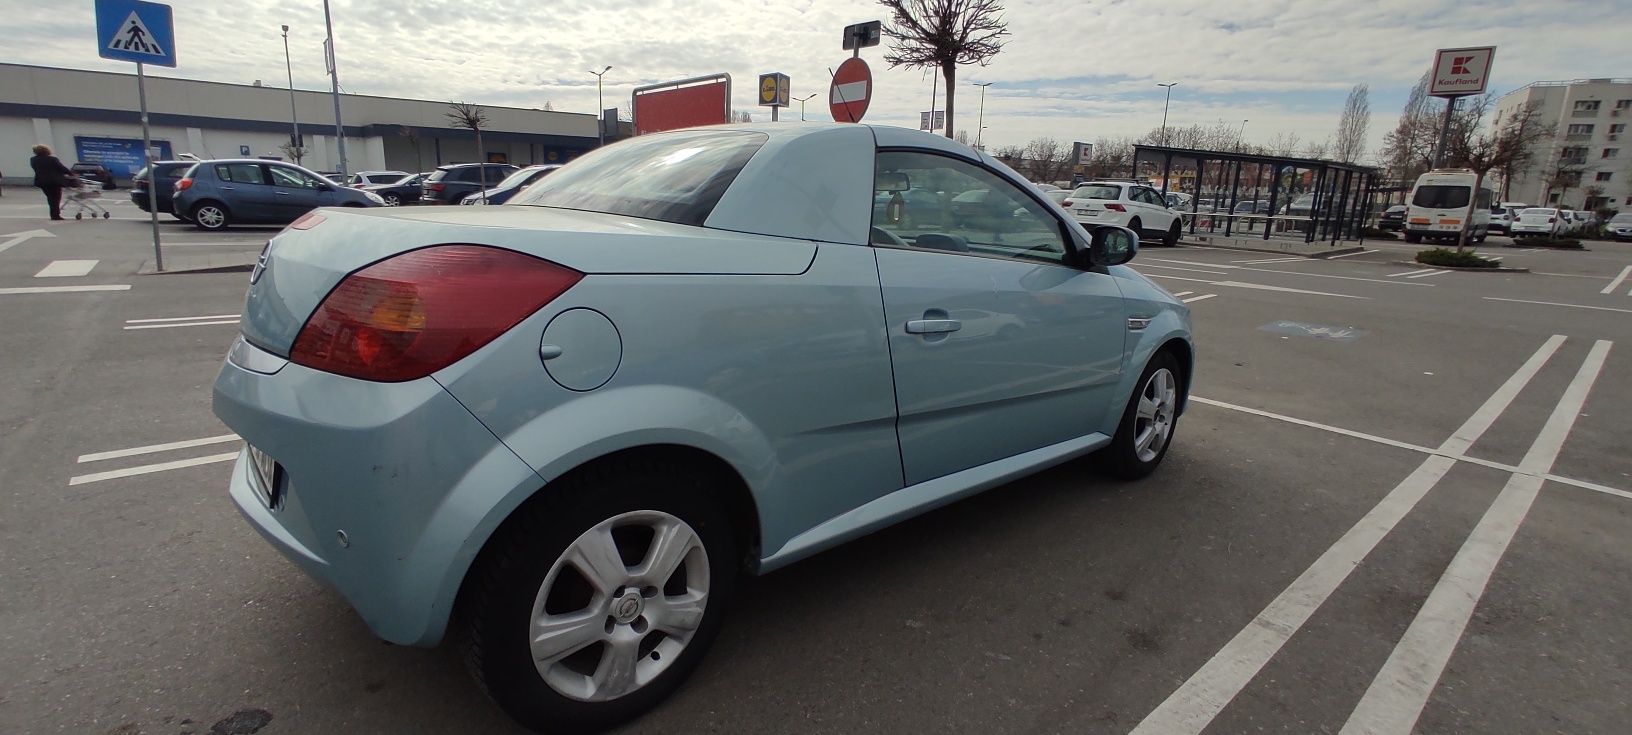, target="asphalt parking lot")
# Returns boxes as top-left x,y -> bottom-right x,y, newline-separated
2,195 -> 1630,735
